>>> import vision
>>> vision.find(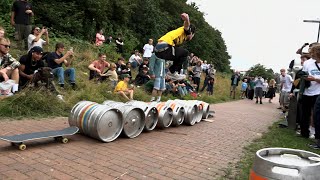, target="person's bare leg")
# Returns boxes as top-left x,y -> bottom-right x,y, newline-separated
118,91 -> 130,101
129,90 -> 133,100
